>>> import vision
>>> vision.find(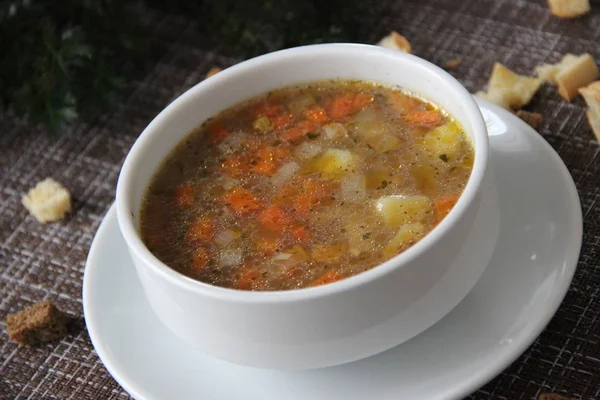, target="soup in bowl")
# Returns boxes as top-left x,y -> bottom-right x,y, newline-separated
139,80 -> 474,291
116,44 -> 490,369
